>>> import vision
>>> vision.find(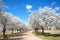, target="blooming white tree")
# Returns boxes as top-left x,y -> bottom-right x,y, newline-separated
29,7 -> 60,34
0,12 -> 26,38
